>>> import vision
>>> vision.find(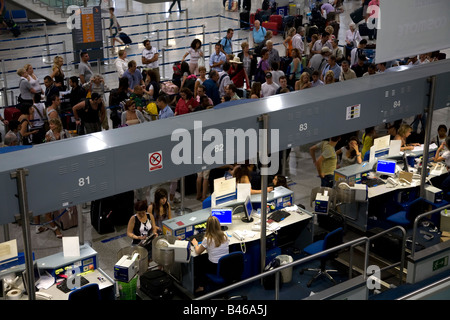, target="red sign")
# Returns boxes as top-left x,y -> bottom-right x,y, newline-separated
149,151 -> 163,171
